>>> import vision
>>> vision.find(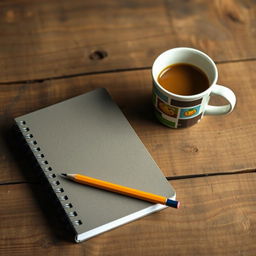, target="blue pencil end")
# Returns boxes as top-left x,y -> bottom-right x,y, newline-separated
166,198 -> 180,208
